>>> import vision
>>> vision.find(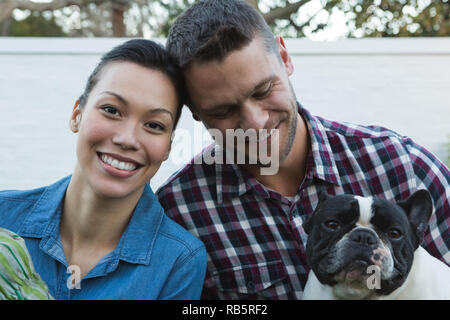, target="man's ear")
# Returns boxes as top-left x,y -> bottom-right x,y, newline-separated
70,100 -> 82,133
397,189 -> 433,248
276,36 -> 294,76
